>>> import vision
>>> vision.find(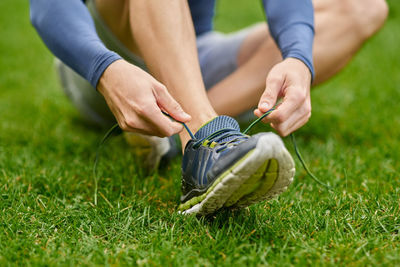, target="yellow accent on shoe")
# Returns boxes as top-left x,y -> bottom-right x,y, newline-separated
178,149 -> 255,211
225,160 -> 272,207
235,159 -> 279,206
